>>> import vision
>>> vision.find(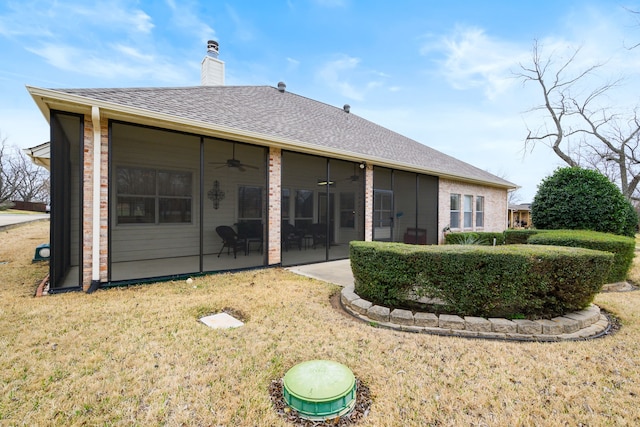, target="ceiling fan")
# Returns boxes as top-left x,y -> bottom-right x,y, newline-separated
209,143 -> 258,172
339,163 -> 362,183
